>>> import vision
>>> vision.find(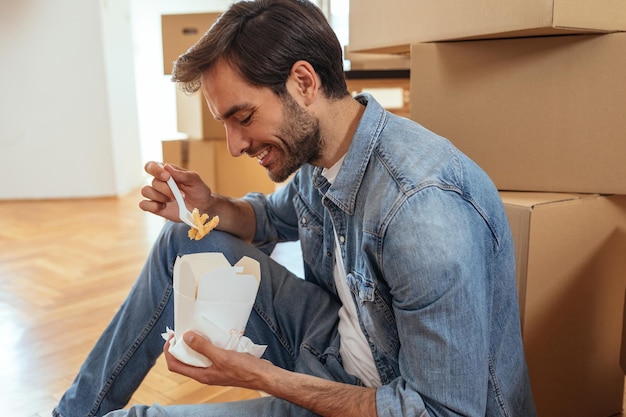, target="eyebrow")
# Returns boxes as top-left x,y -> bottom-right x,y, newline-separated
219,102 -> 255,121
